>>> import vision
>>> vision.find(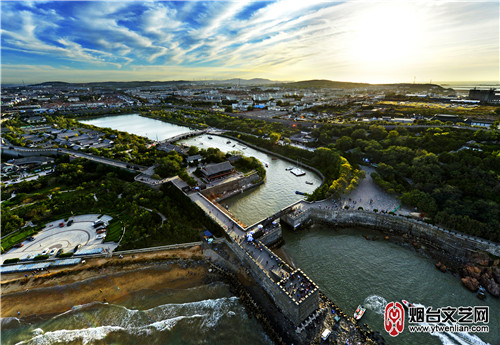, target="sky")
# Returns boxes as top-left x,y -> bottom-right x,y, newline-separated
1,0 -> 498,84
